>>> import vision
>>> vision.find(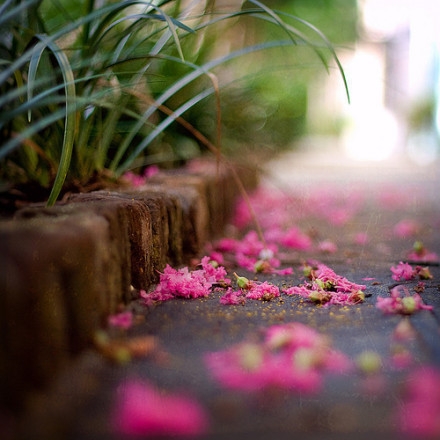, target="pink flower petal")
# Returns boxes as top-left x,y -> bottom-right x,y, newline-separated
113,380 -> 209,437
108,311 -> 133,330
